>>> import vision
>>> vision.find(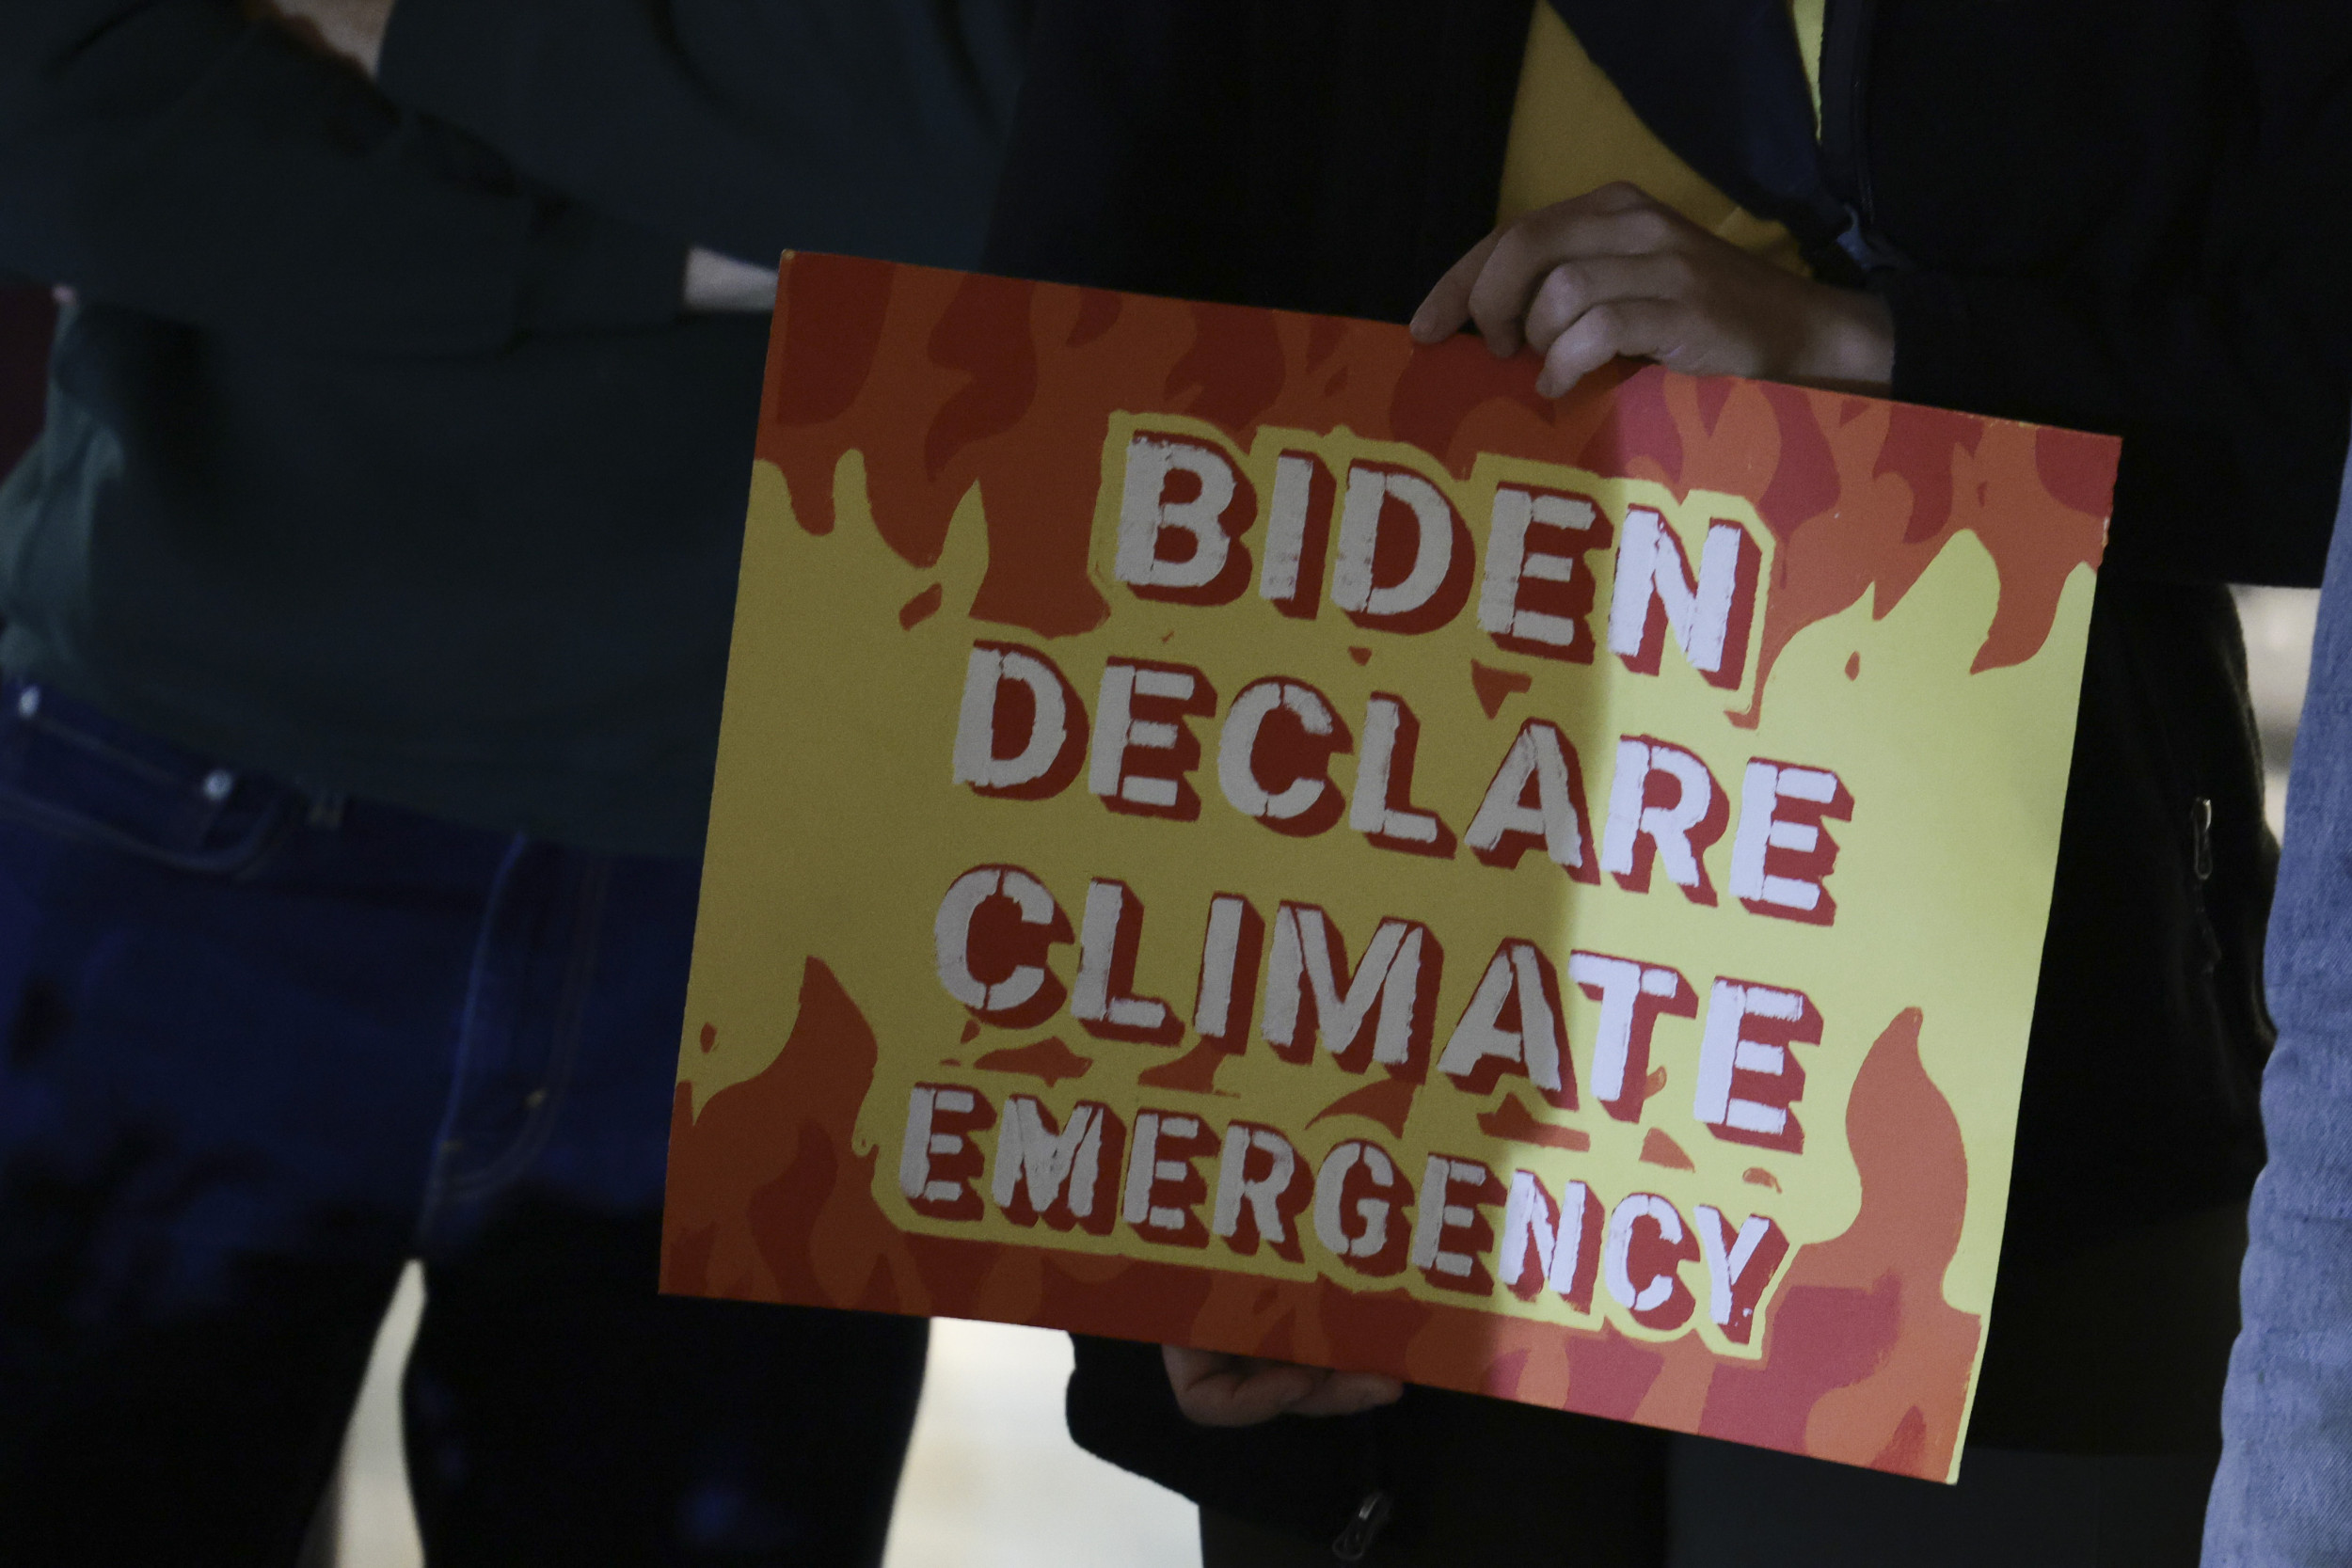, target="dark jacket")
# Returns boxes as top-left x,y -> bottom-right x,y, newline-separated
0,285 -> 48,476
983,0 -> 2352,1549
0,0 -> 1030,855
